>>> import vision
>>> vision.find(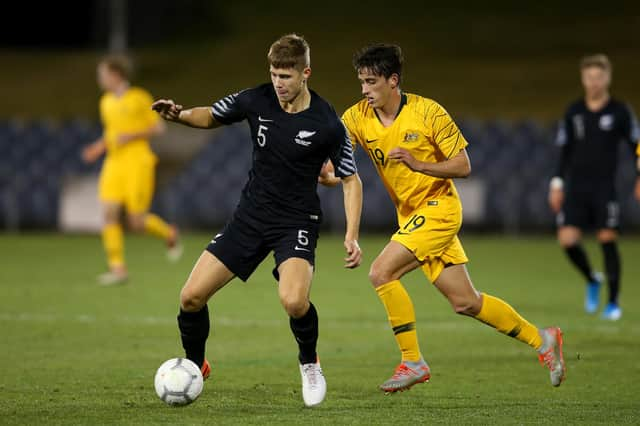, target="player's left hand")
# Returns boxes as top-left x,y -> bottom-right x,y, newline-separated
388,147 -> 421,171
634,177 -> 640,202
318,161 -> 341,187
343,239 -> 362,269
